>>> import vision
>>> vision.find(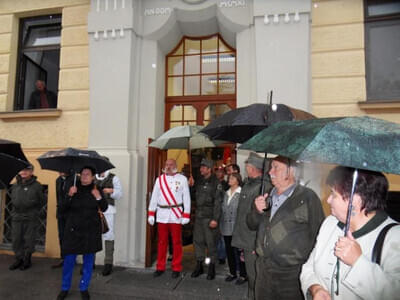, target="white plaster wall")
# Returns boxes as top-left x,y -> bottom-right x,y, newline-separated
87,0 -> 317,268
